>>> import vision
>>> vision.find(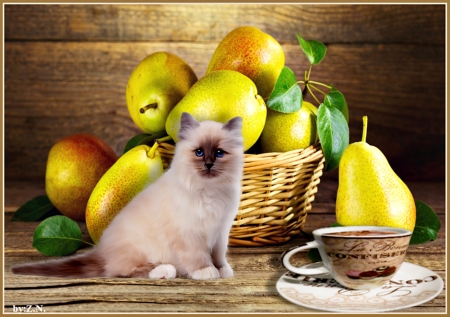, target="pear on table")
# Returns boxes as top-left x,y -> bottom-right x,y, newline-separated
45,134 -> 118,221
85,142 -> 164,244
336,116 -> 416,231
